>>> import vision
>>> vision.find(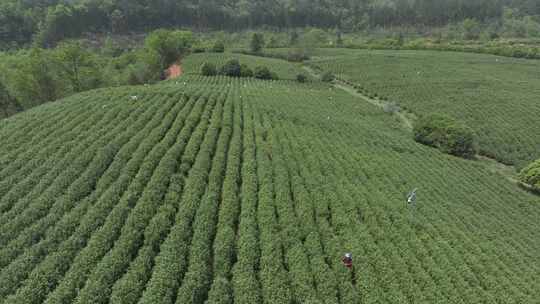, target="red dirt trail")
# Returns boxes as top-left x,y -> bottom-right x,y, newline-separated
166,63 -> 183,79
